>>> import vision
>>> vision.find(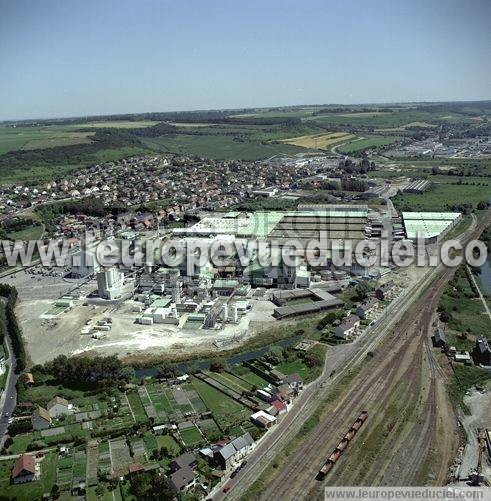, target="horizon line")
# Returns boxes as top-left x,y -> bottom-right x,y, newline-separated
2,97 -> 490,124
